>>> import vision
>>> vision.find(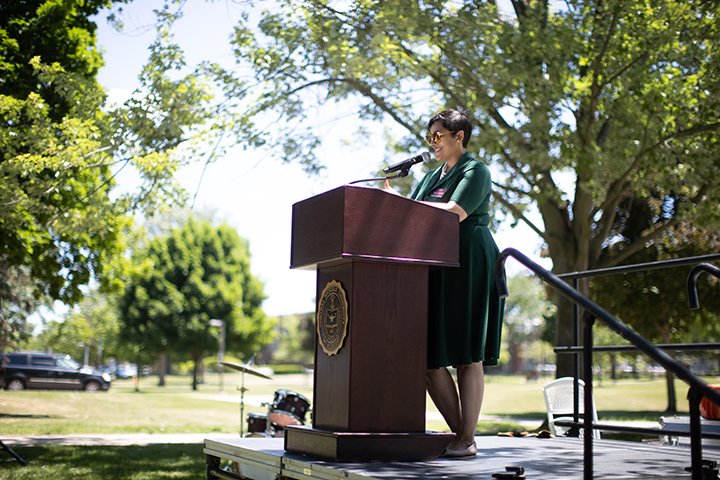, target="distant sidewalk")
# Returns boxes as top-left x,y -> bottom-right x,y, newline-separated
2,432 -> 240,446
